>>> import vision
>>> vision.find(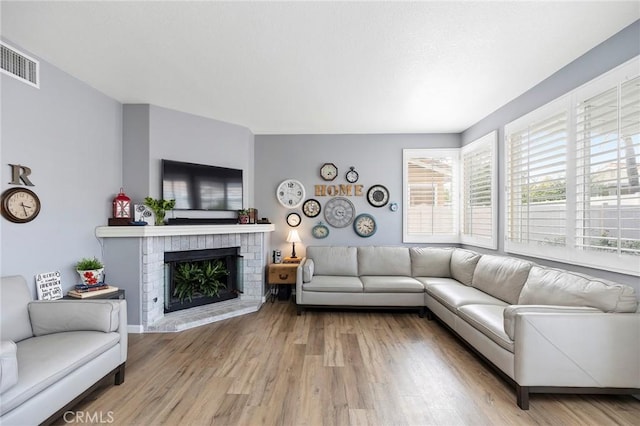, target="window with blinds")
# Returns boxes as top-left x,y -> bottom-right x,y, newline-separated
403,149 -> 459,243
461,131 -> 497,249
505,56 -> 639,275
